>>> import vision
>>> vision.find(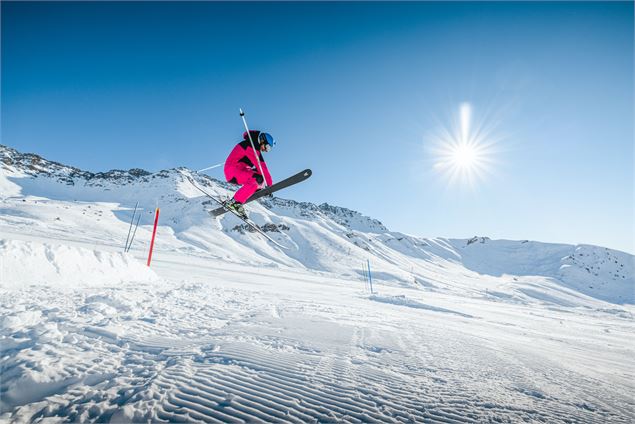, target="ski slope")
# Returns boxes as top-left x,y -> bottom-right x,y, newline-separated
1,145 -> 634,422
